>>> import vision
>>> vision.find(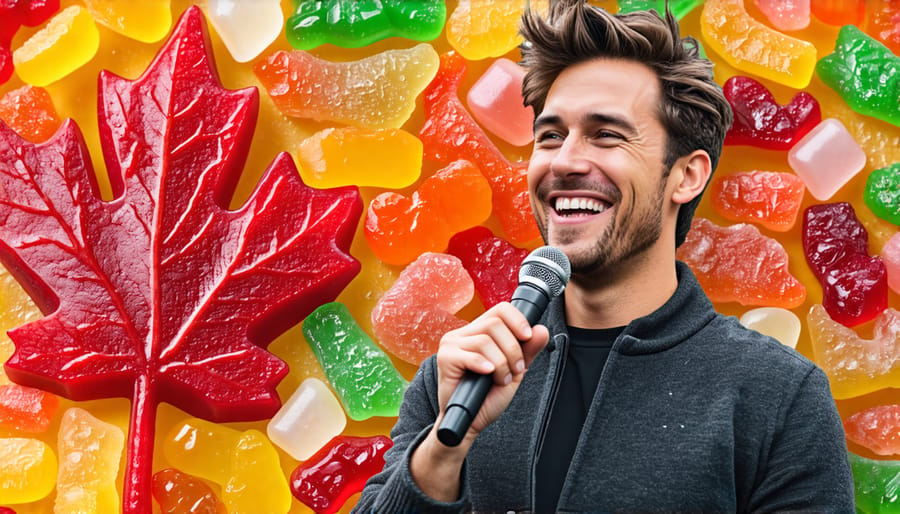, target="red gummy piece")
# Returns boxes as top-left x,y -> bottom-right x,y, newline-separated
723,76 -> 821,150
866,1 -> 900,56
290,435 -> 392,514
446,226 -> 529,308
0,507 -> 16,514
419,51 -> 539,244
709,171 -> 805,231
0,0 -> 60,84
152,468 -> 227,514
0,383 -> 58,433
811,0 -> 865,26
0,85 -> 63,143
803,202 -> 888,327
